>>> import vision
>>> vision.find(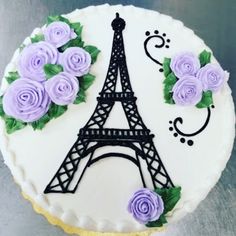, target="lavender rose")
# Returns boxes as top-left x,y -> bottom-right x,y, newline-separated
197,63 -> 225,92
44,21 -> 77,48
127,188 -> 164,224
170,52 -> 200,78
59,47 -> 91,77
18,41 -> 58,81
2,78 -> 51,122
172,75 -> 203,106
45,72 -> 79,105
